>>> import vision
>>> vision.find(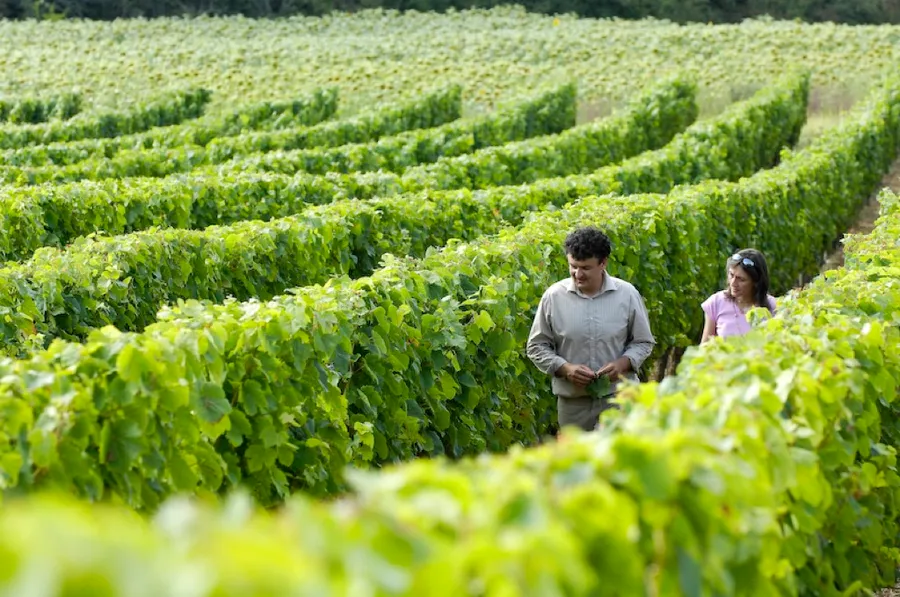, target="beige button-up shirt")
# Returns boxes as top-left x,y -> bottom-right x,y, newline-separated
526,274 -> 655,398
